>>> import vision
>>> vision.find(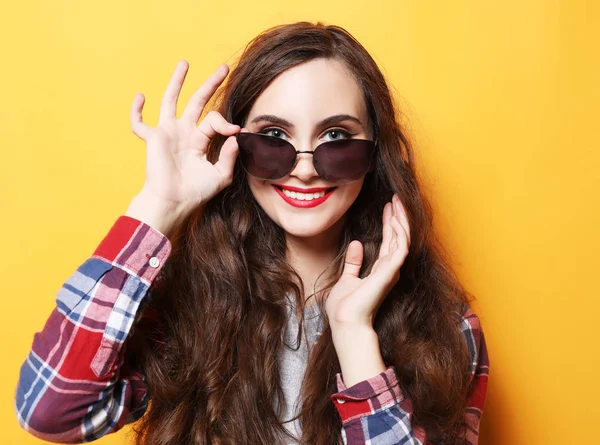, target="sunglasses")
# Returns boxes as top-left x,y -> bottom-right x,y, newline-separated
235,132 -> 377,184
